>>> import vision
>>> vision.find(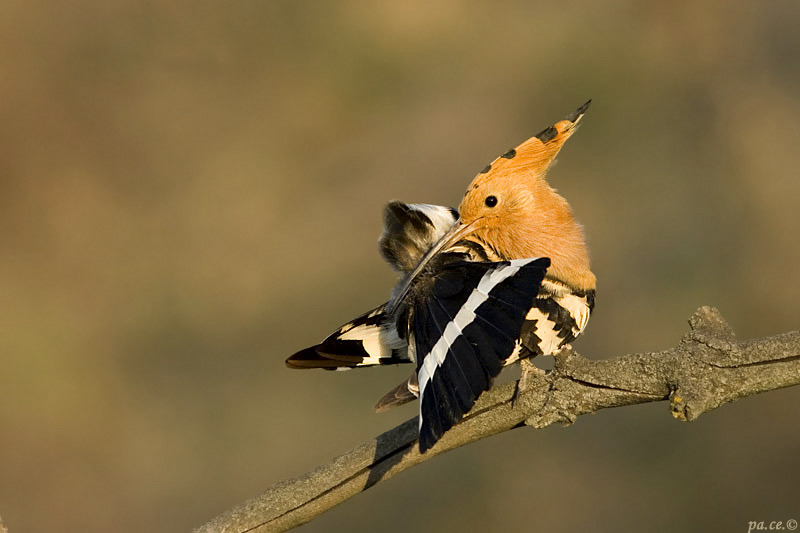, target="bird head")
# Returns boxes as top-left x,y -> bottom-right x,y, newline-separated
456,100 -> 595,291
387,101 -> 595,313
